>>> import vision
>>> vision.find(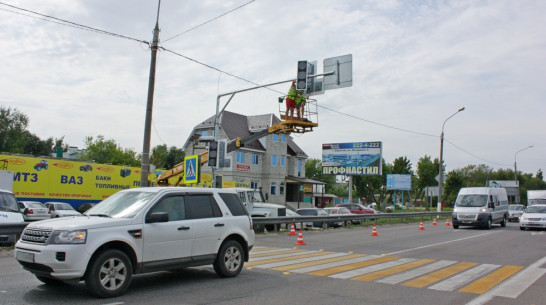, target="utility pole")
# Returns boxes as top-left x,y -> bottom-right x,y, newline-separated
140,0 -> 161,187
